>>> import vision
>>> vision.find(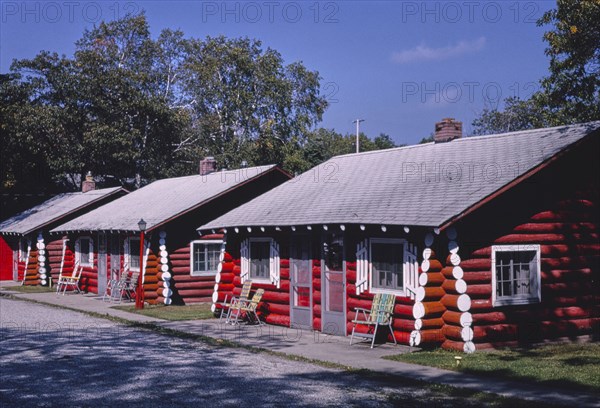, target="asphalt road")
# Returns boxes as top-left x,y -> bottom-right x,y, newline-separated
0,297 -> 500,407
